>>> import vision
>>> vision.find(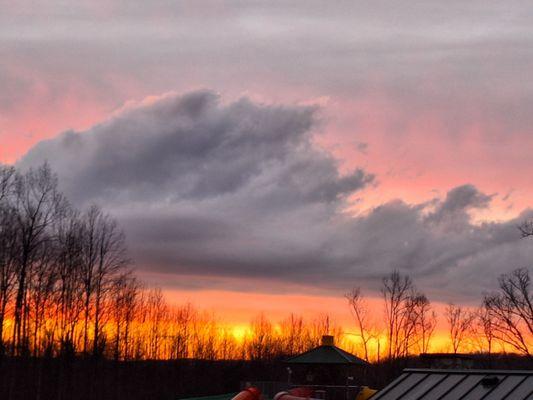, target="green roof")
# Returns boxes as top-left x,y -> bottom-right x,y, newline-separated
284,344 -> 368,365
